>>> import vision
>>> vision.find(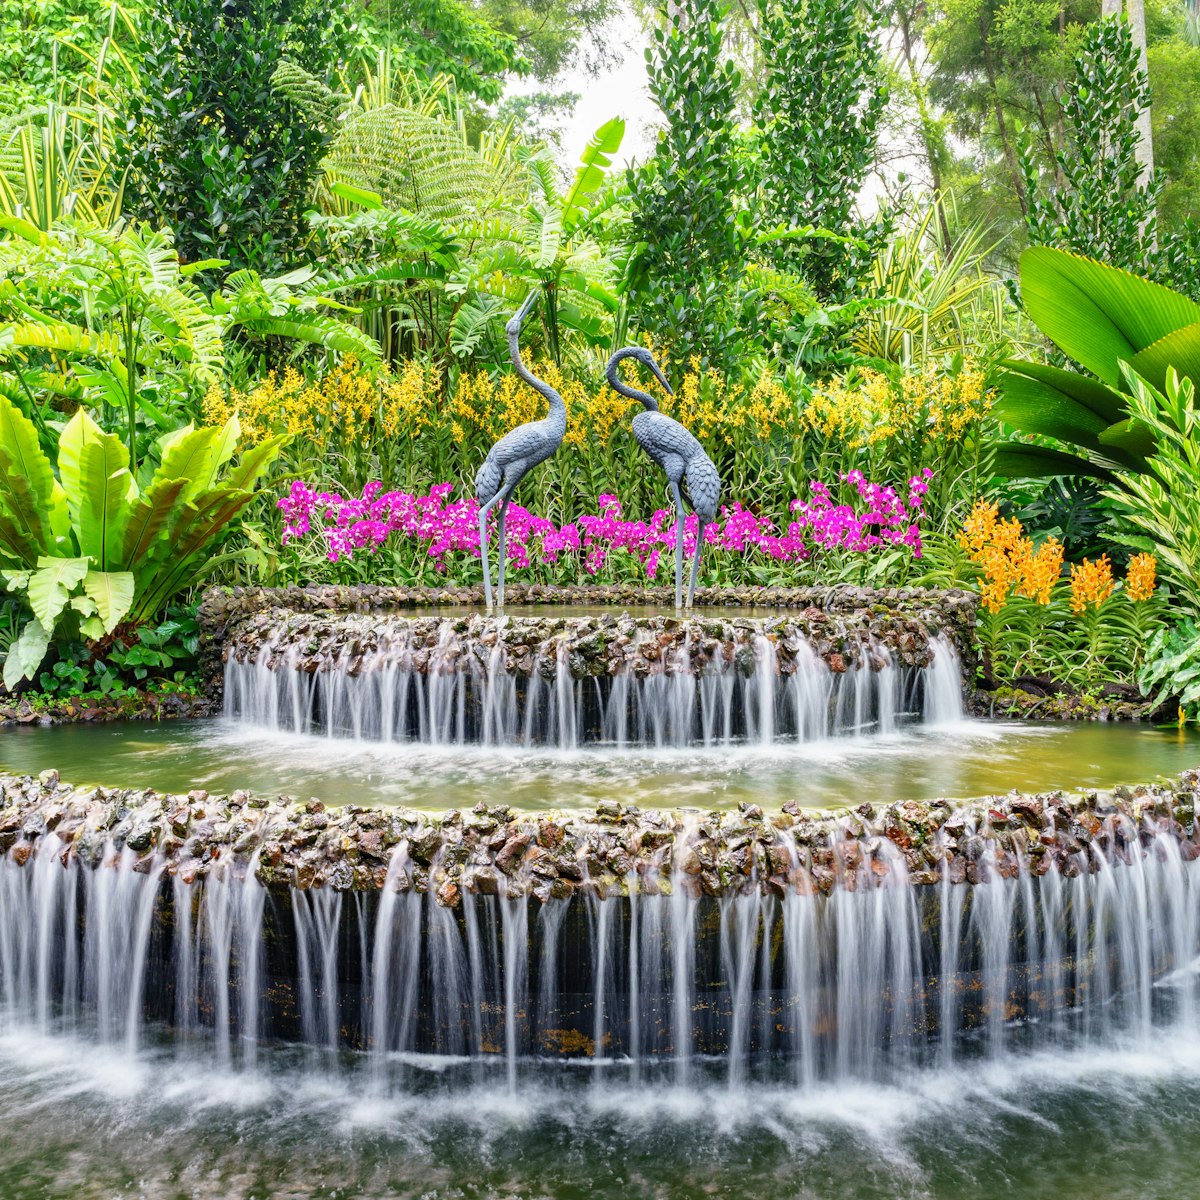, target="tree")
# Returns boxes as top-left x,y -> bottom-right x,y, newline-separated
1021,16 -> 1158,274
358,0 -> 526,101
626,0 -> 750,373
478,0 -> 624,78
752,0 -> 889,304
116,0 -> 359,274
